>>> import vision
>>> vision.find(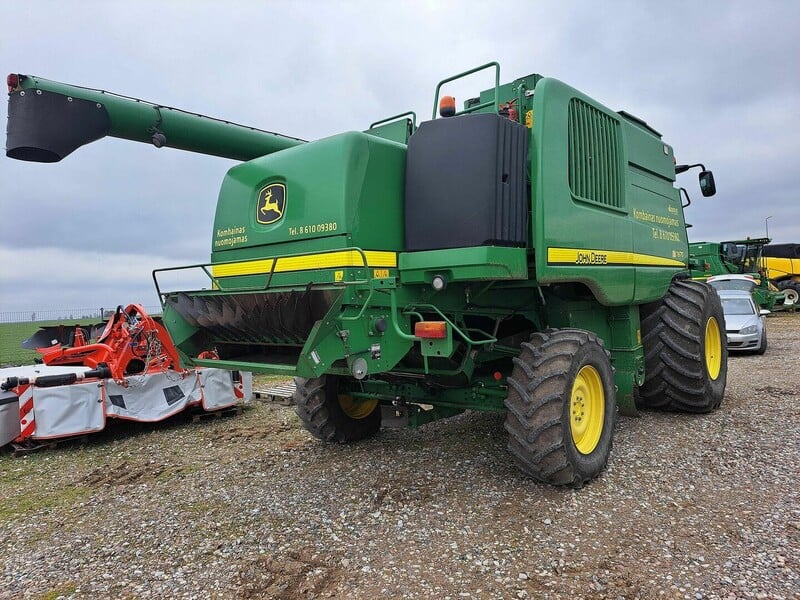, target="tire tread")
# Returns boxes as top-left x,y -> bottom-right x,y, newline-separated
638,280 -> 727,412
504,329 -> 615,488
